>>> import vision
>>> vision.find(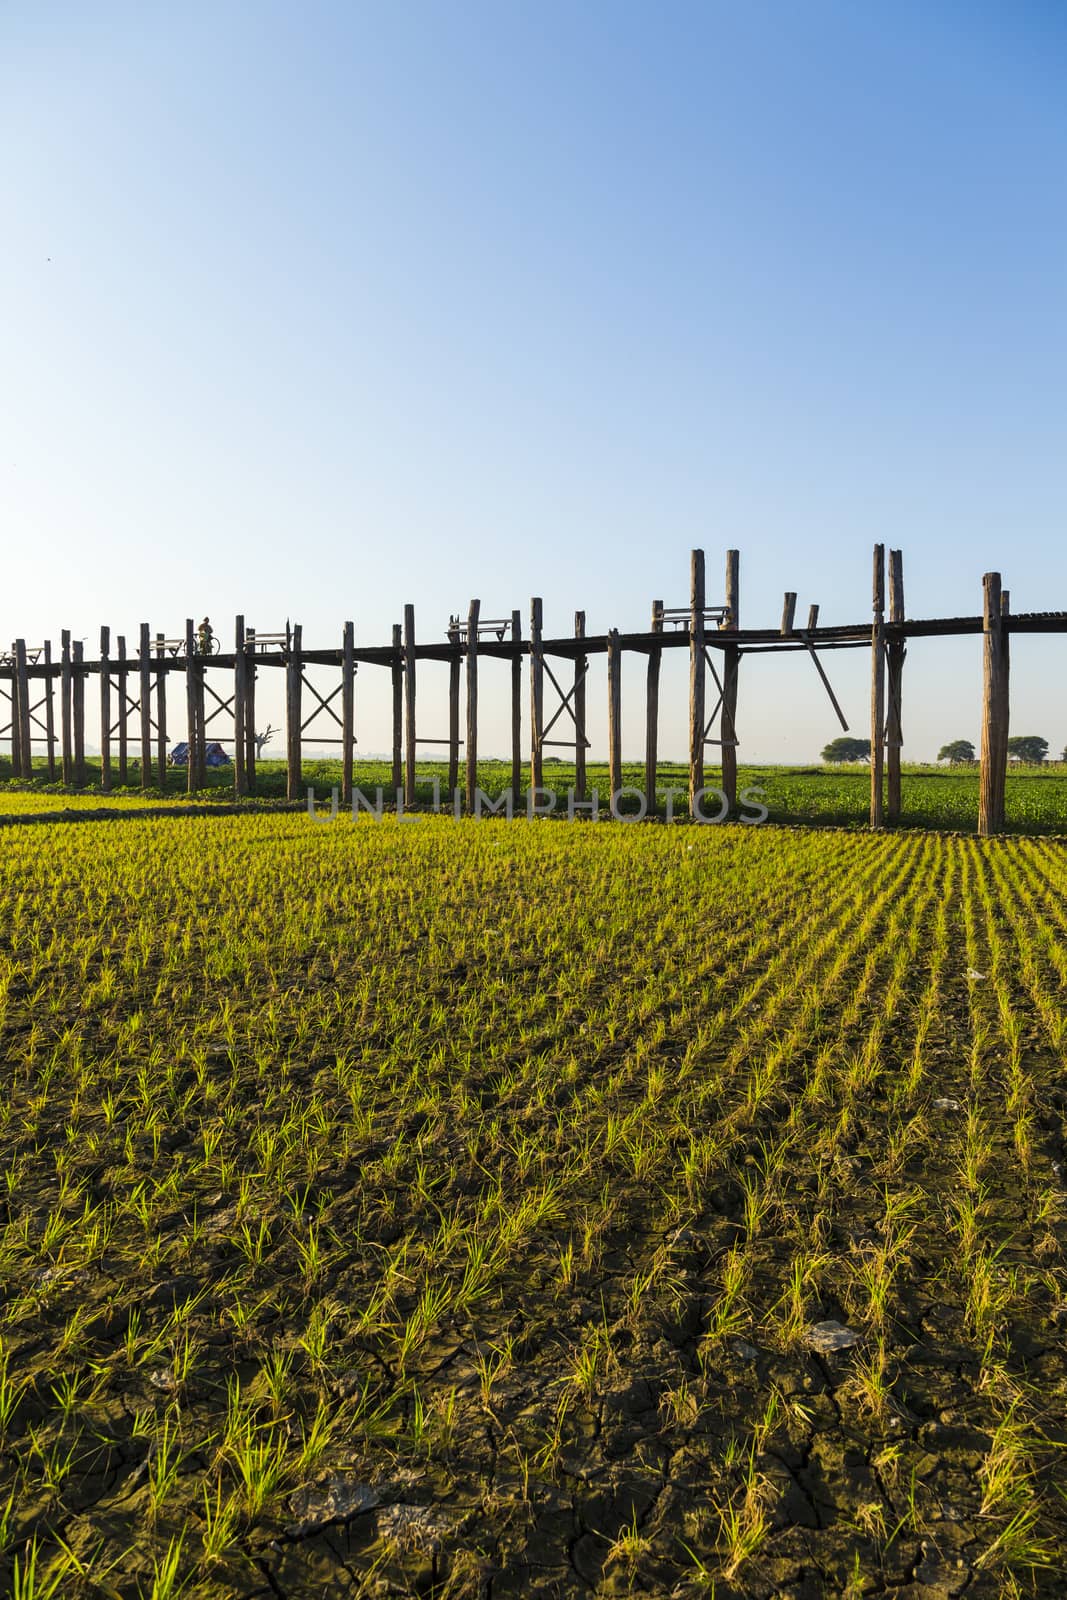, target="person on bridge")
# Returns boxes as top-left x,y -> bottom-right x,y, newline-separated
197,617 -> 214,655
